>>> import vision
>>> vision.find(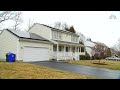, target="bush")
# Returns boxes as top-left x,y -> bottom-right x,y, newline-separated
79,52 -> 90,60
79,55 -> 86,60
86,55 -> 90,60
85,52 -> 90,60
91,56 -> 94,60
